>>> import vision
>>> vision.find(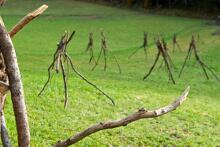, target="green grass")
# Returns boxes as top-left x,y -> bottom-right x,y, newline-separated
1,0 -> 220,146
